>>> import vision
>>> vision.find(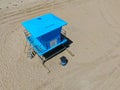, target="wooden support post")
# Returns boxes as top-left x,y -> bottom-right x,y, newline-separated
66,49 -> 75,57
